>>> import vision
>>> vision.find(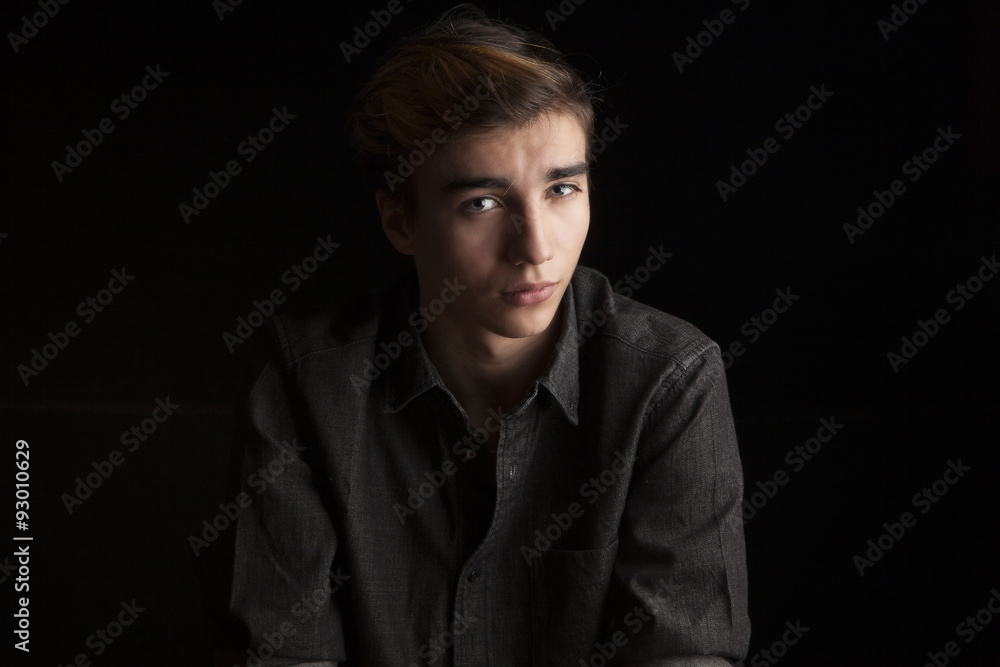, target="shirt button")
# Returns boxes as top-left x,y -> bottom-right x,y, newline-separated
467,569 -> 480,583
